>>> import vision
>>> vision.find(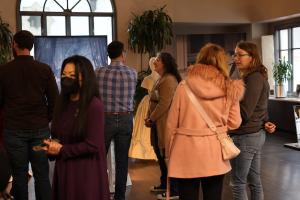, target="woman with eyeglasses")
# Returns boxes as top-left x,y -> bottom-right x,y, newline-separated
41,55 -> 110,200
230,41 -> 273,200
